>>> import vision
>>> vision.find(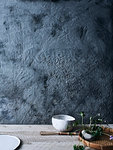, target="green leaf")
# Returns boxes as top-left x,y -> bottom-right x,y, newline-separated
73,145 -> 85,150
73,121 -> 79,127
80,112 -> 85,117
